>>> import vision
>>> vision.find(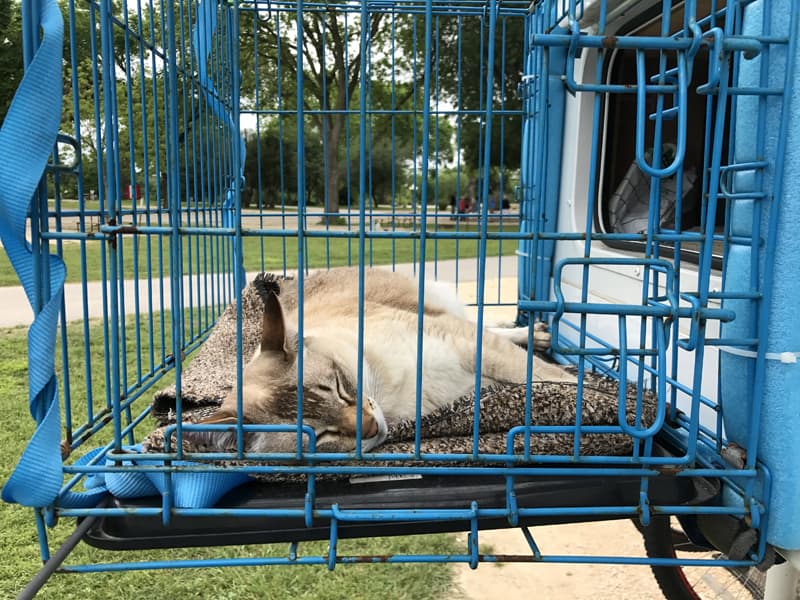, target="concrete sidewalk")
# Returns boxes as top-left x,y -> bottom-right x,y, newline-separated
0,256 -> 518,328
